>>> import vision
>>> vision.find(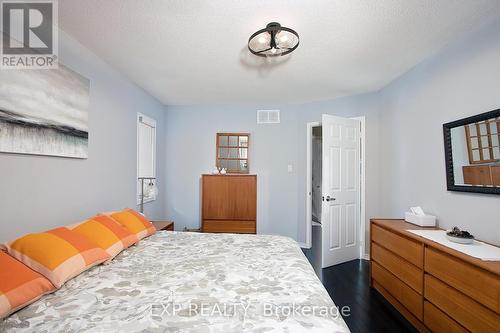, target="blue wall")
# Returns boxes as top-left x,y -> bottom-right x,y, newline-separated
164,94 -> 382,247
164,15 -> 500,246
0,29 -> 167,241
